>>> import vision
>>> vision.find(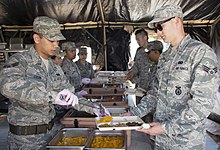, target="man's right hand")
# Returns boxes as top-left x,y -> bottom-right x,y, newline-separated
93,104 -> 111,117
127,71 -> 135,80
77,90 -> 88,96
55,89 -> 79,106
